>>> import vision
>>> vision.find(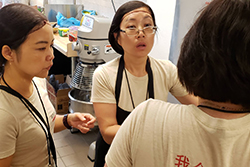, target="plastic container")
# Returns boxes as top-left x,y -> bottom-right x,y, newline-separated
58,28 -> 69,37
68,26 -> 79,42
